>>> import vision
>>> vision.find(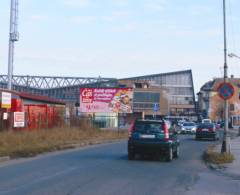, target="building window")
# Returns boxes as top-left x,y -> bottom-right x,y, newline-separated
133,92 -> 160,110
134,92 -> 160,103
230,104 -> 235,111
